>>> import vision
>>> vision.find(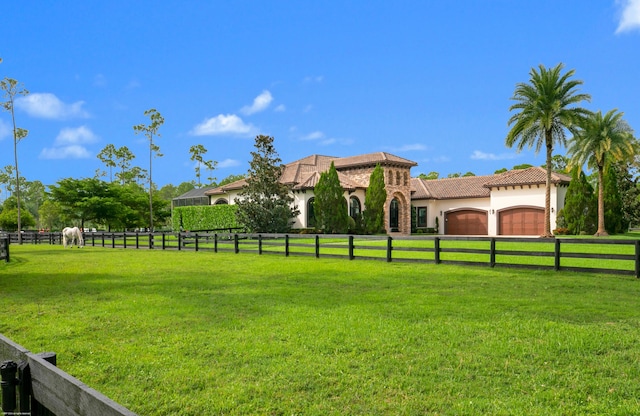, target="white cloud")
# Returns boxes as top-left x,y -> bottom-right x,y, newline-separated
617,0 -> 640,33
15,93 -> 90,120
274,104 -> 286,112
218,158 -> 241,168
240,90 -> 273,115
470,150 -> 518,161
303,75 -> 324,83
190,114 -> 257,137
301,131 -> 325,141
54,126 -> 99,146
38,126 -> 98,160
39,145 -> 91,159
0,119 -> 10,140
